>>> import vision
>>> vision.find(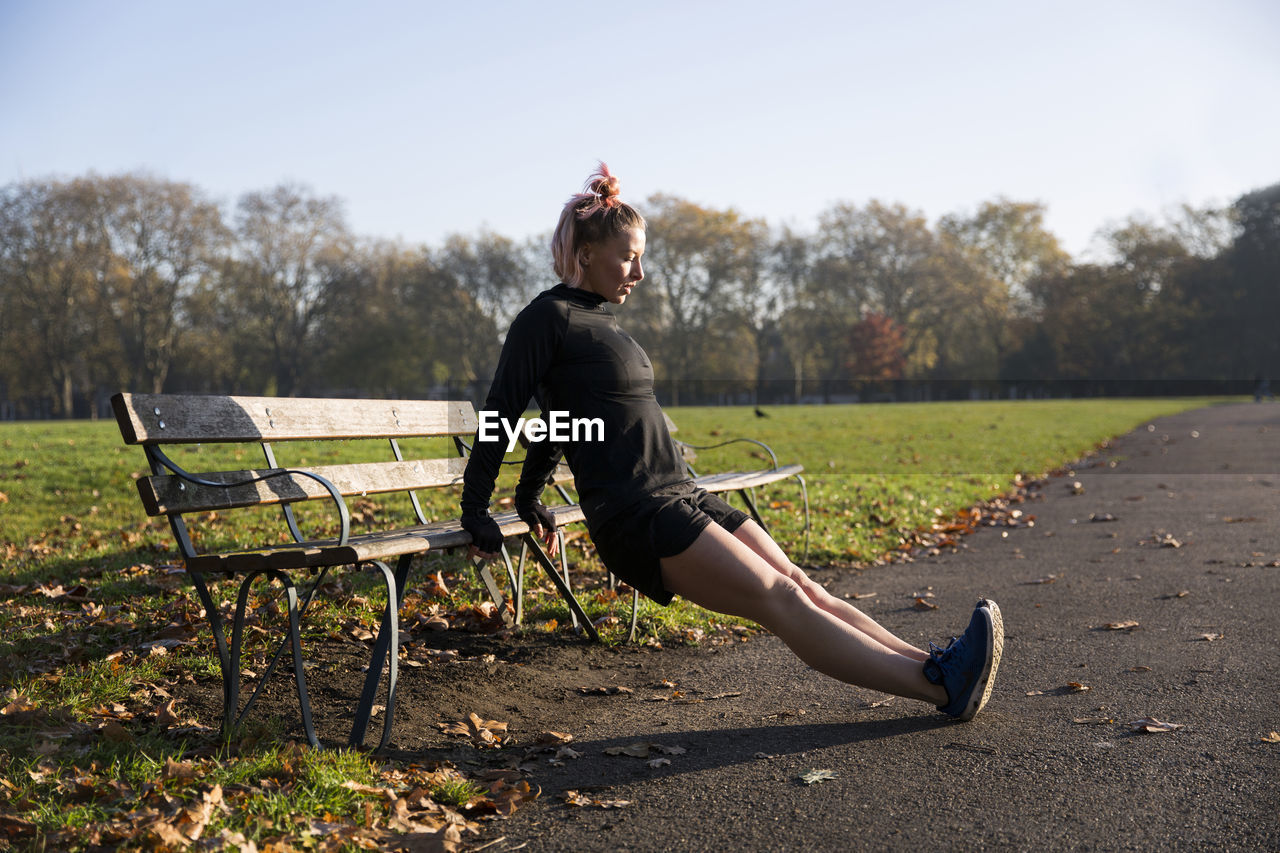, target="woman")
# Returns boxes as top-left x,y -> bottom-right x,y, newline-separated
459,164 -> 1002,721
